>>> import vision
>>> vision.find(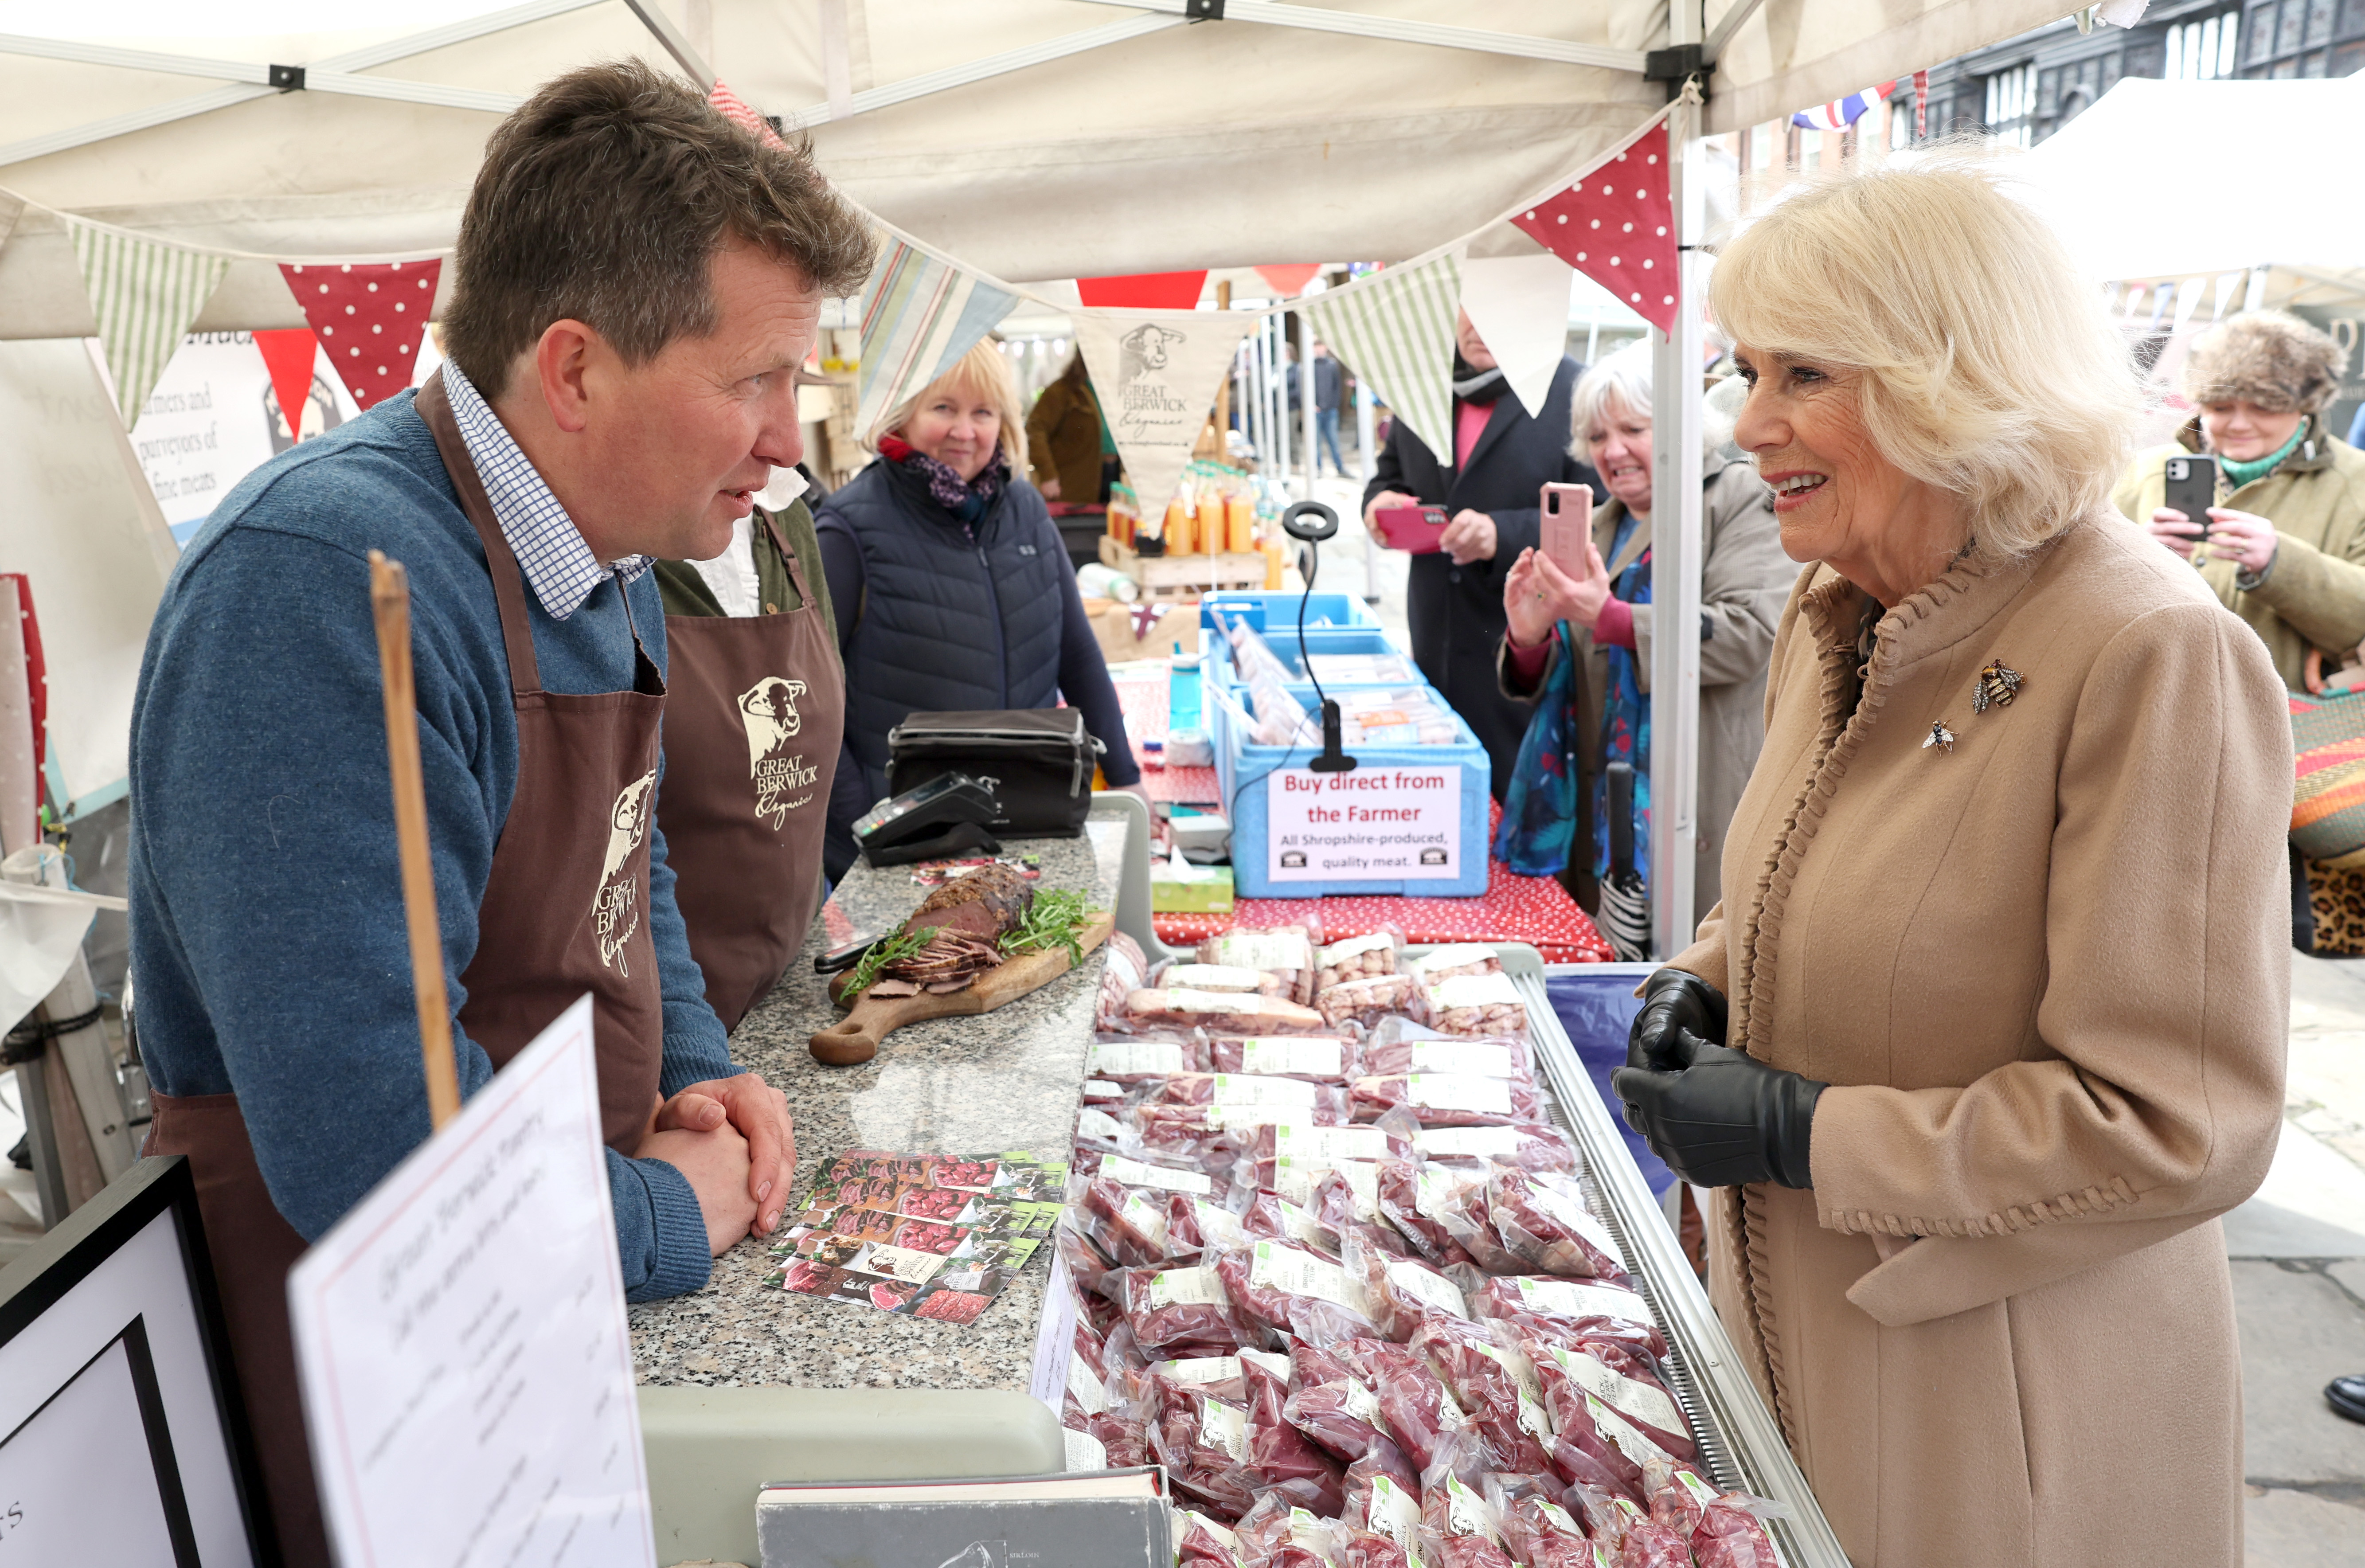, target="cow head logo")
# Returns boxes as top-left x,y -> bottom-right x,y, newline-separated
592,770 -> 657,973
1119,323 -> 1185,388
740,676 -> 819,833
